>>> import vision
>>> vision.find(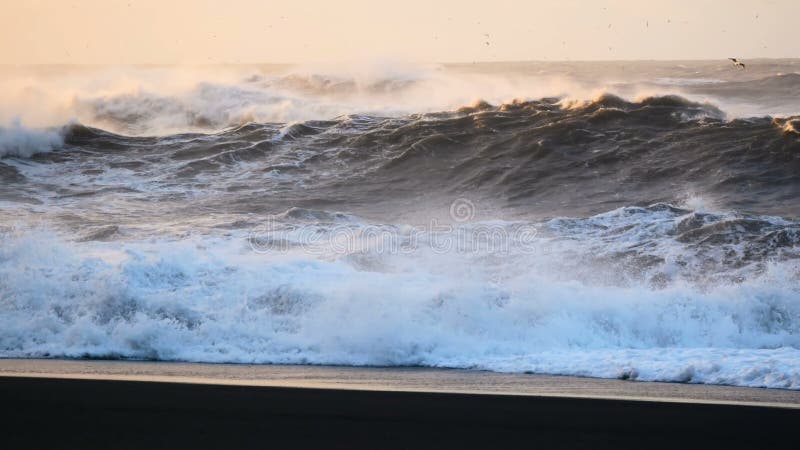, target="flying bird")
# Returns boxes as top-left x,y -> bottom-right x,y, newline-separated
729,58 -> 746,70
